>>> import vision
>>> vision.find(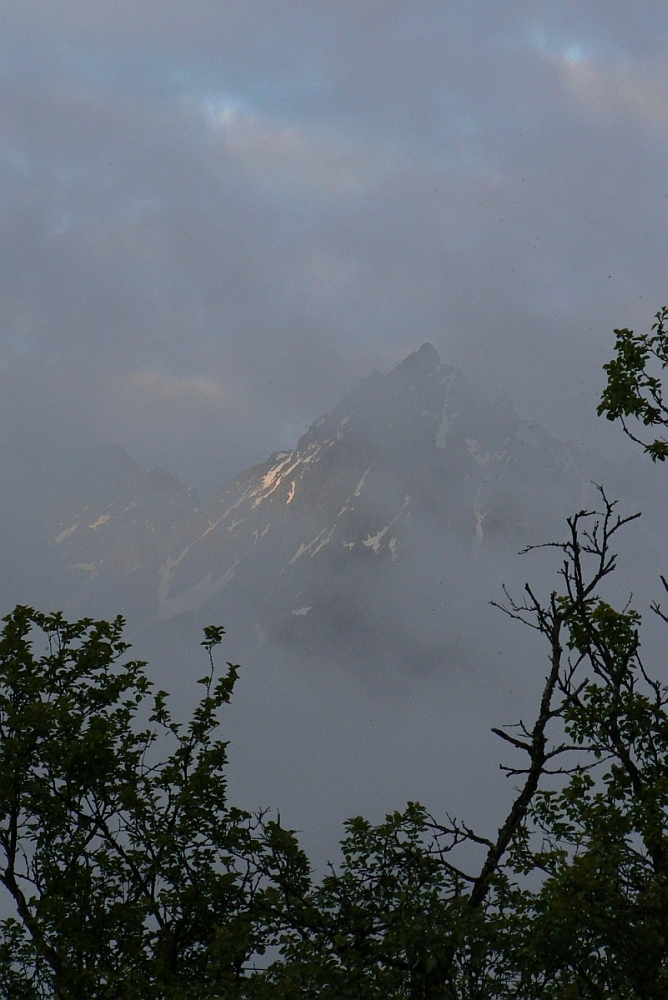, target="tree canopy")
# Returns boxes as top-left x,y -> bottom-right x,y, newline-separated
0,612 -> 305,998
598,305 -> 668,460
